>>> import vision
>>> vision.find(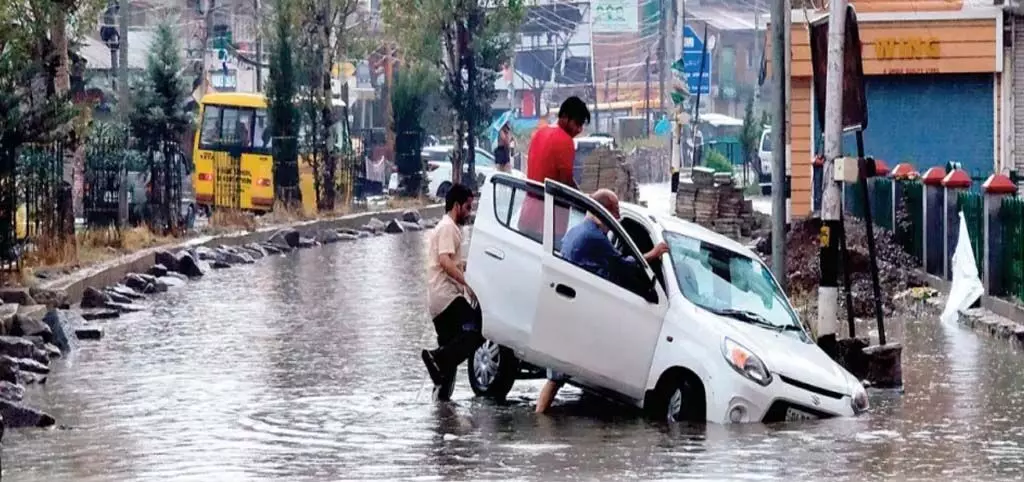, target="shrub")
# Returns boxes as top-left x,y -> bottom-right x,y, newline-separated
703,149 -> 733,174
